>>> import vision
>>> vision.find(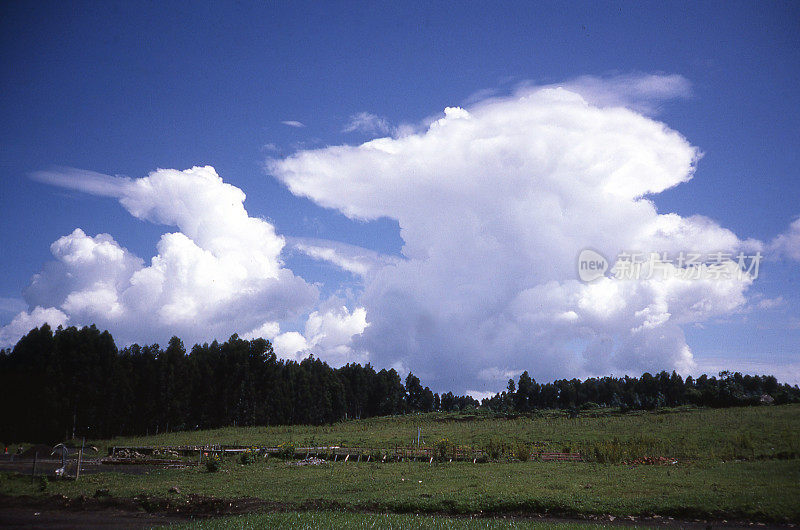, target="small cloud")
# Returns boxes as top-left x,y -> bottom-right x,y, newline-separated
31,167 -> 131,198
477,367 -> 522,383
465,390 -> 497,401
281,120 -> 305,128
769,217 -> 800,261
241,321 -> 280,341
757,296 -> 785,310
343,112 -> 392,135
261,143 -> 281,153
463,87 -> 501,106
288,236 -> 400,278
